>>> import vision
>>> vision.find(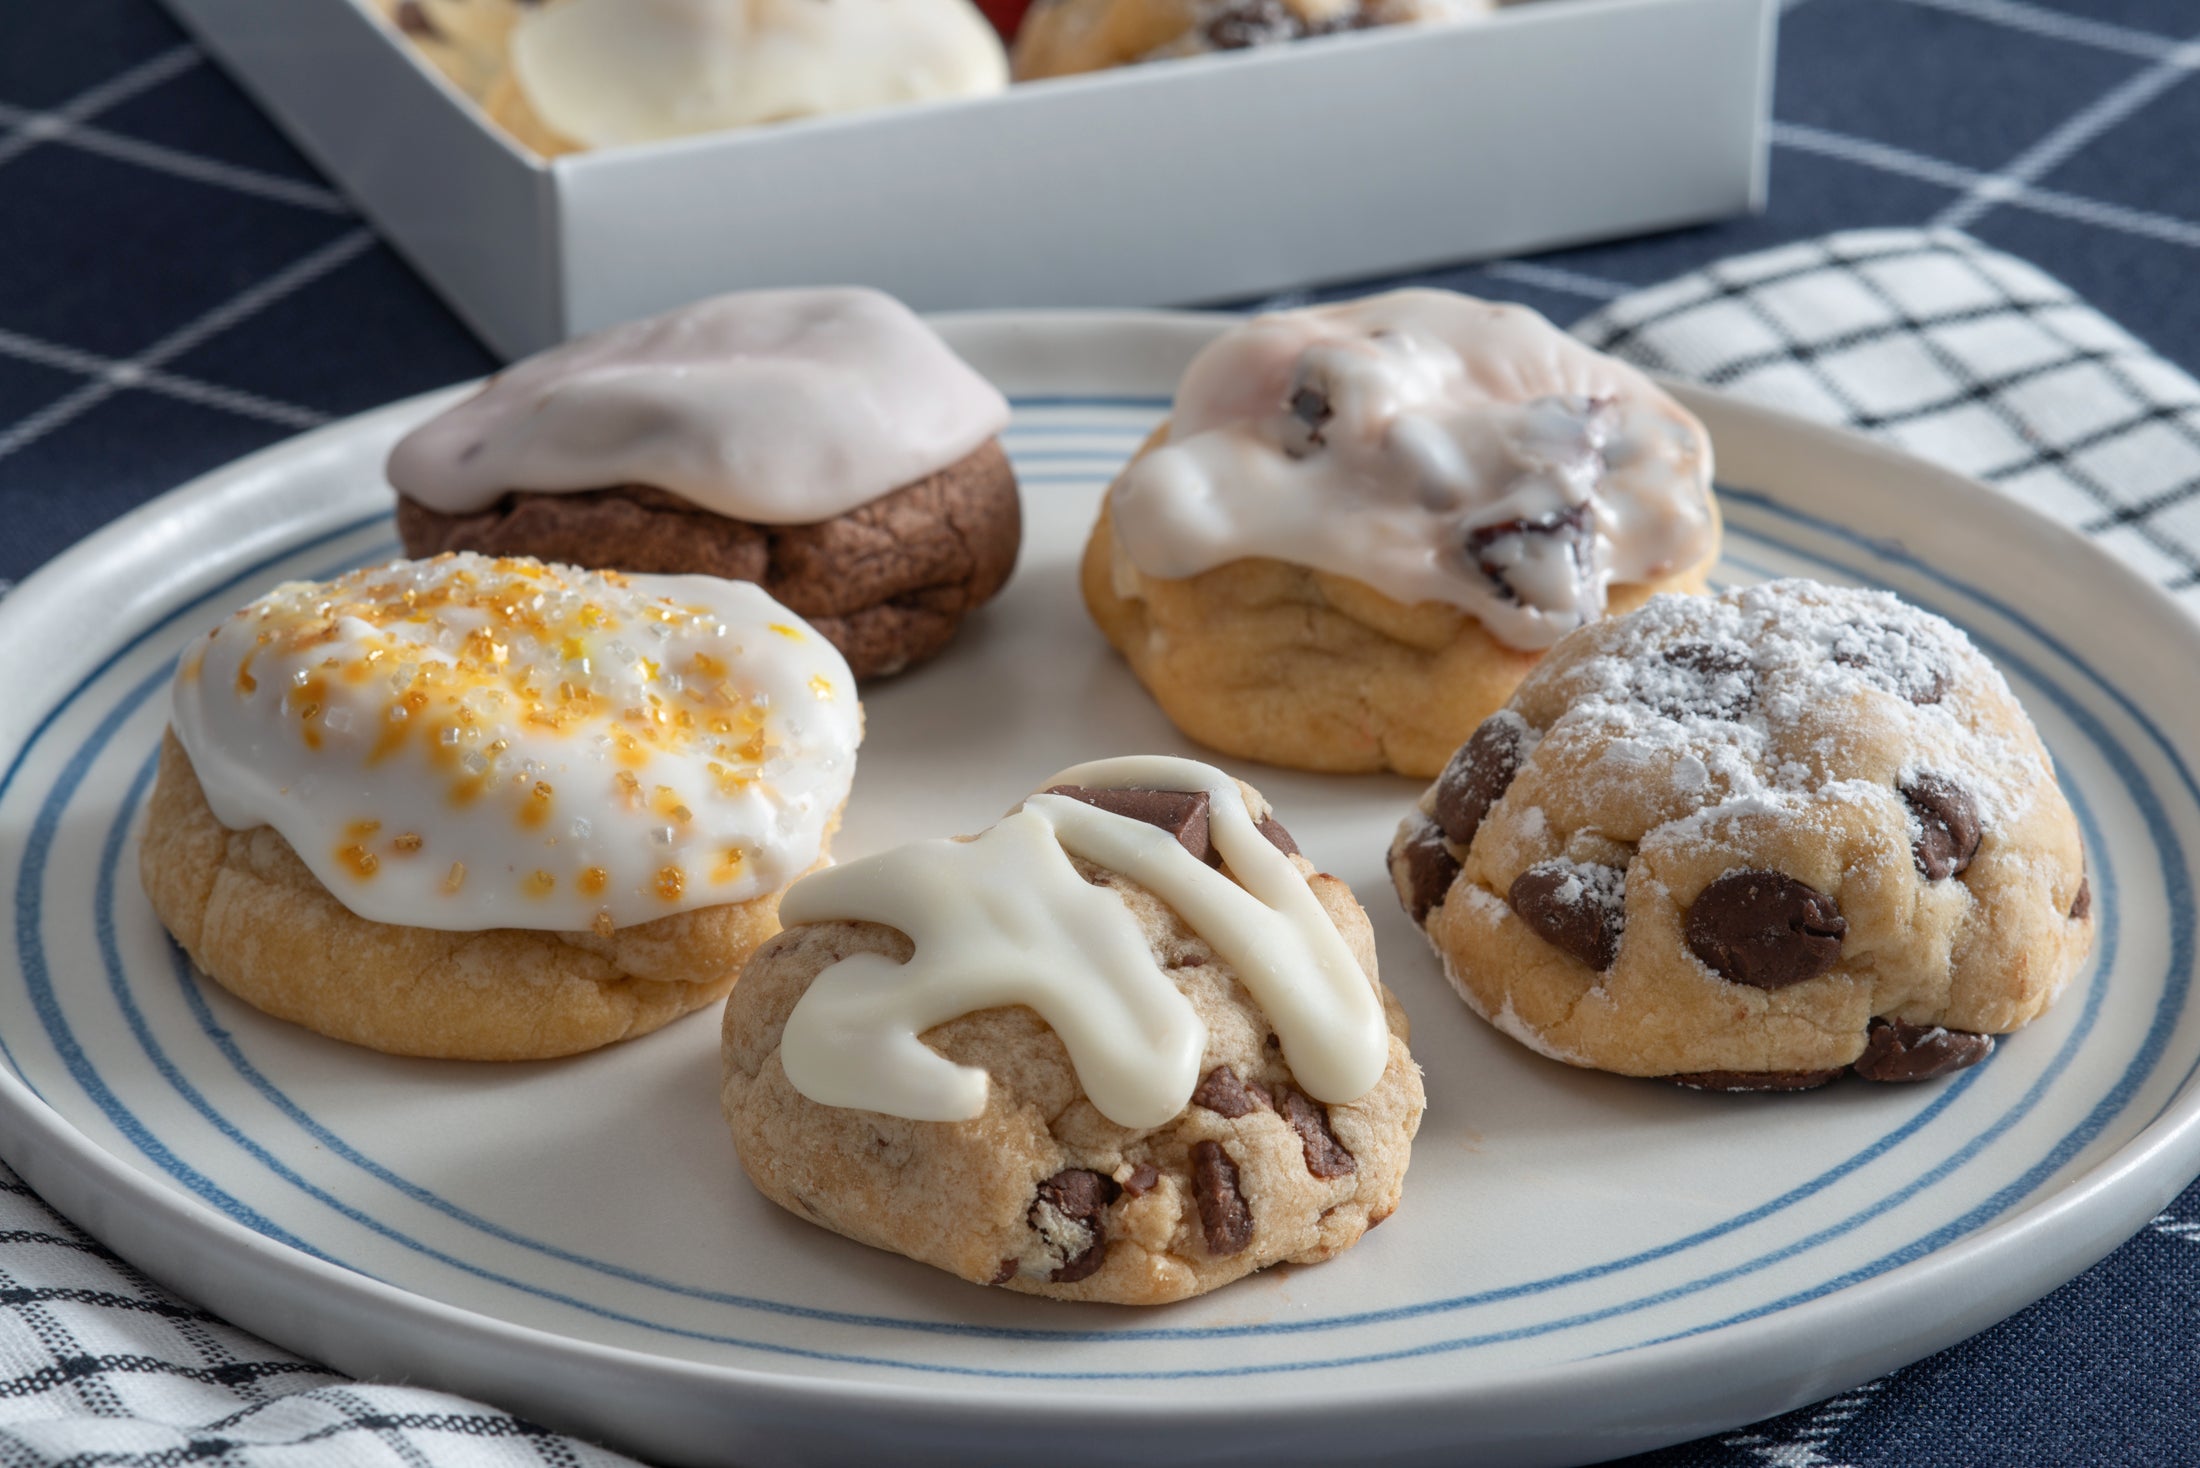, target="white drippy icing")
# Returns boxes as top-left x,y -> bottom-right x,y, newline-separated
386,287 -> 1011,524
776,755 -> 1389,1129
169,554 -> 861,933
1108,289 -> 1716,651
509,0 -> 1008,149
